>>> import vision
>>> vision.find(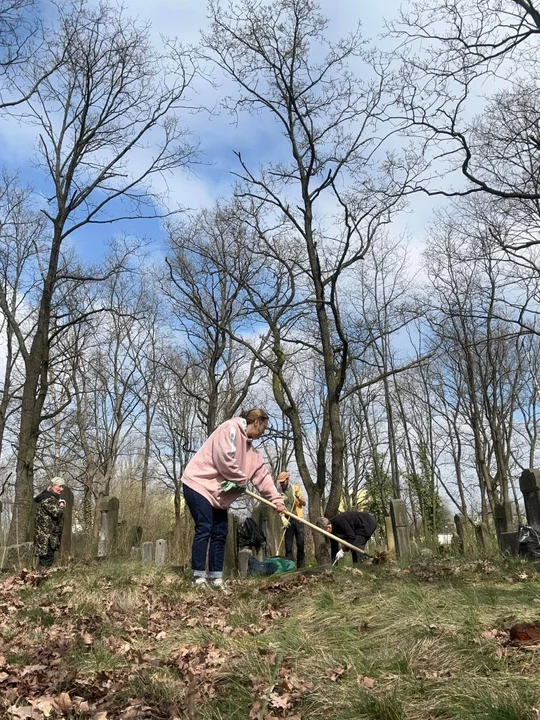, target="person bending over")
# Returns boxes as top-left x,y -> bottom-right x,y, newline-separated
181,408 -> 287,588
316,511 -> 376,565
